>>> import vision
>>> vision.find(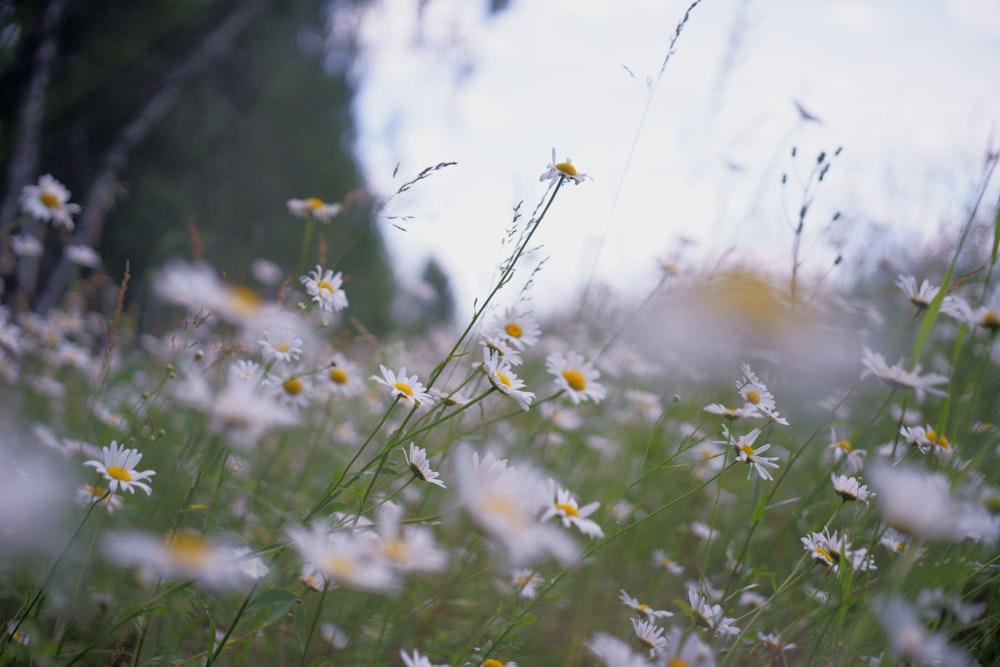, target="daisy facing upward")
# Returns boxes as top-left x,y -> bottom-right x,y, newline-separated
545,350 -> 607,404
